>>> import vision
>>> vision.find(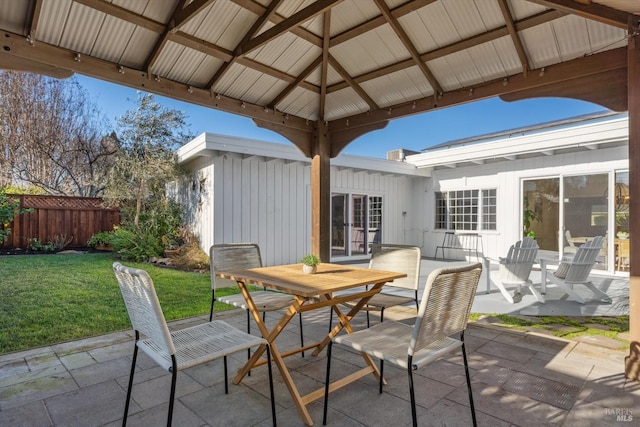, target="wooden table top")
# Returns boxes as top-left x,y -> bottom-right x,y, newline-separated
216,262 -> 406,298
